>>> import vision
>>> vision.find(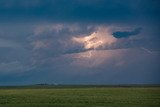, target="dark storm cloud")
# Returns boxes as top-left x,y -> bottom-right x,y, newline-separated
112,28 -> 142,38
0,0 -> 159,23
0,0 -> 160,85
